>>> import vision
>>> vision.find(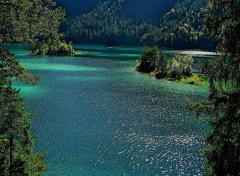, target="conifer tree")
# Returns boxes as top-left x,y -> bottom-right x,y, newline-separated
187,0 -> 240,175
0,0 -> 66,175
